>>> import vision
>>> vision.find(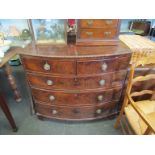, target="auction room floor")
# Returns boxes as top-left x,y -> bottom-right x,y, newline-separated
0,65 -> 122,135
